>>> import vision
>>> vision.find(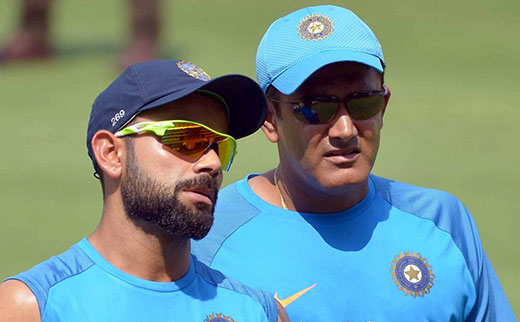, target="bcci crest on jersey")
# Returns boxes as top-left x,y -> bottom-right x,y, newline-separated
204,313 -> 236,322
391,251 -> 434,298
